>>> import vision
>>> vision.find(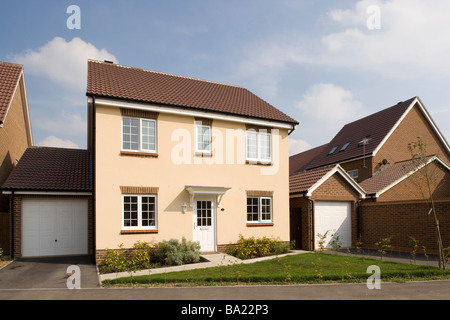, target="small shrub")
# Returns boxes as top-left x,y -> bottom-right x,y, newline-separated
101,245 -> 129,273
0,248 -> 3,260
225,235 -> 291,259
329,232 -> 342,252
375,236 -> 392,260
129,241 -> 152,271
153,237 -> 201,266
316,231 -> 329,252
408,236 -> 419,264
